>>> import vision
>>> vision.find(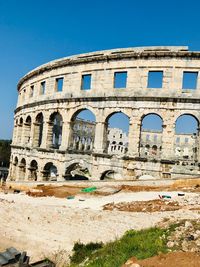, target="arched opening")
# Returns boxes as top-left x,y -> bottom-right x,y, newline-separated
106,112 -> 129,155
42,162 -> 58,181
100,170 -> 115,180
69,109 -> 96,152
140,114 -> 163,158
49,112 -> 63,149
28,160 -> 38,181
24,116 -> 32,145
17,118 -> 23,144
64,162 -> 89,180
175,114 -> 199,161
18,158 -> 26,180
33,113 -> 44,147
